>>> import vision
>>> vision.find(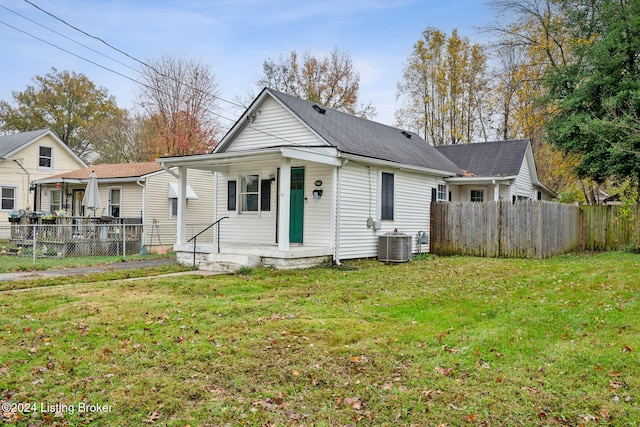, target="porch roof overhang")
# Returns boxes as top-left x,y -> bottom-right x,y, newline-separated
33,177 -> 145,185
157,146 -> 342,171
444,175 -> 517,185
